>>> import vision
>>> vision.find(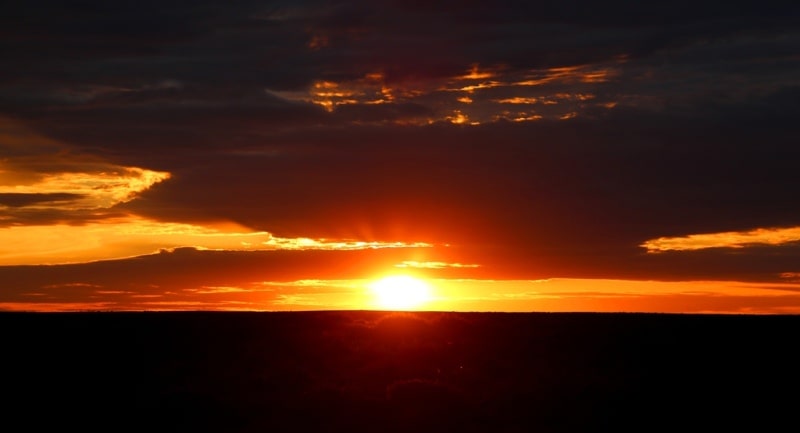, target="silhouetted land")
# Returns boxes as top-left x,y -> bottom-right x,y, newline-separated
3,311 -> 799,432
